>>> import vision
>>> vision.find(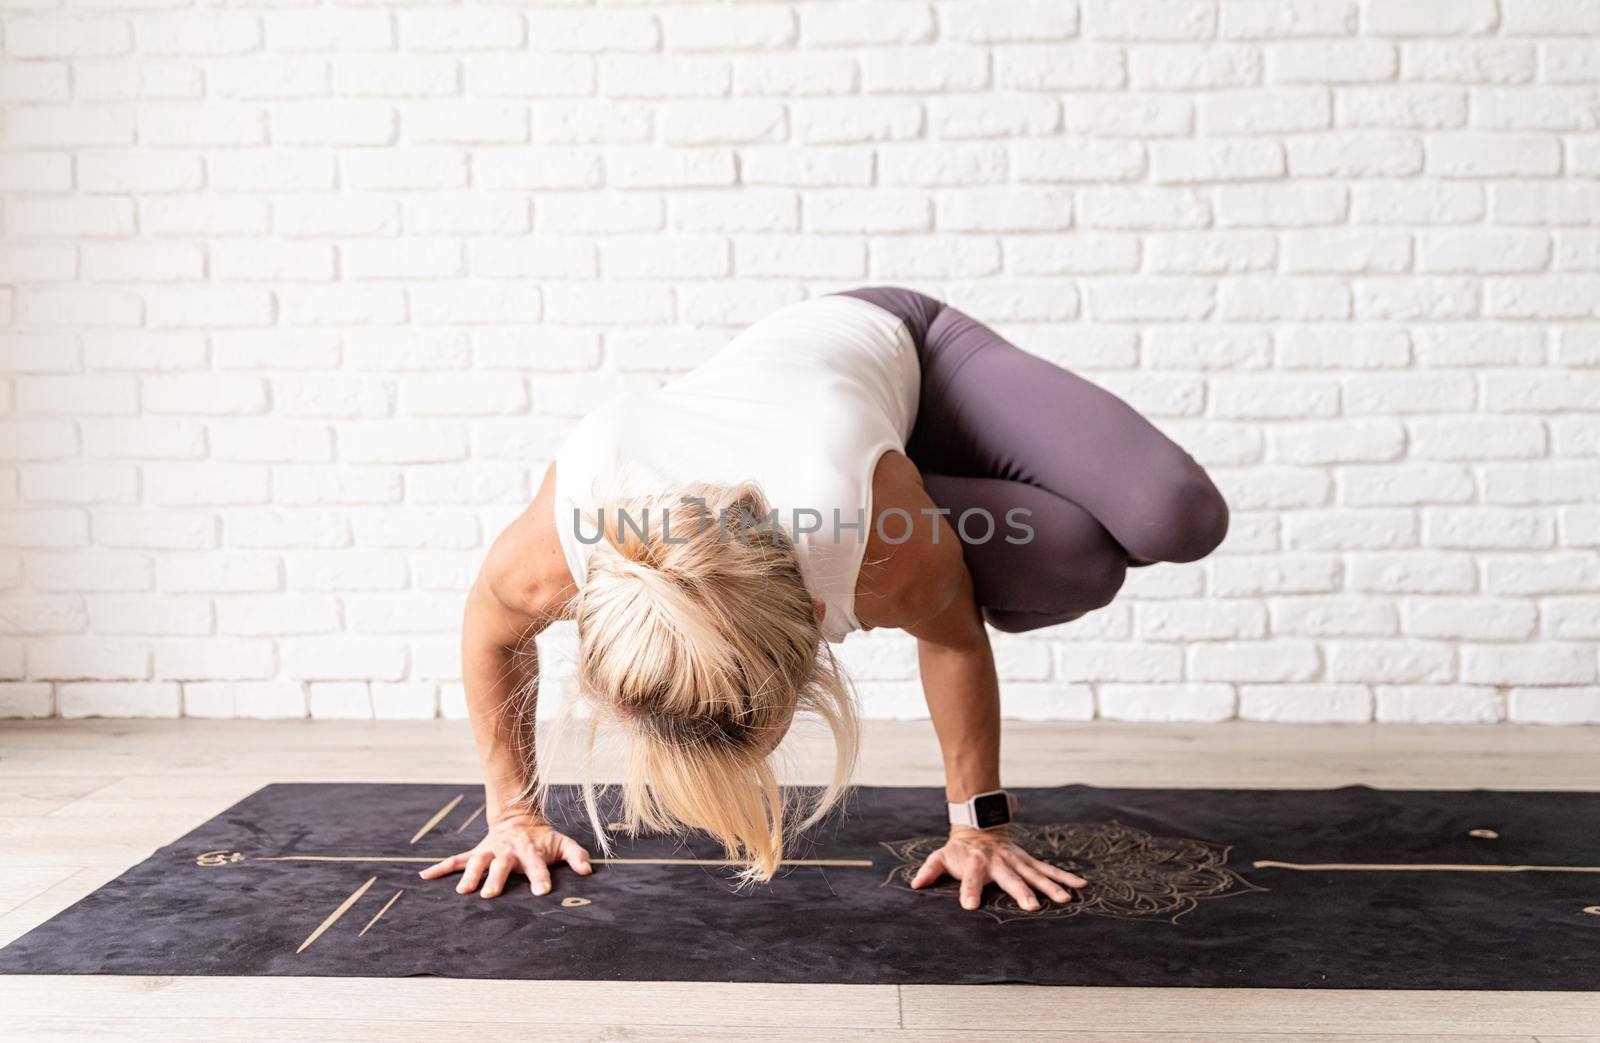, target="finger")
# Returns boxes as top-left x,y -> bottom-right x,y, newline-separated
418,853 -> 466,879
480,855 -> 515,900
456,852 -> 491,894
1037,861 -> 1088,889
561,838 -> 593,876
910,851 -> 946,889
959,873 -> 985,911
990,862 -> 1041,912
1011,857 -> 1071,904
526,856 -> 553,897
